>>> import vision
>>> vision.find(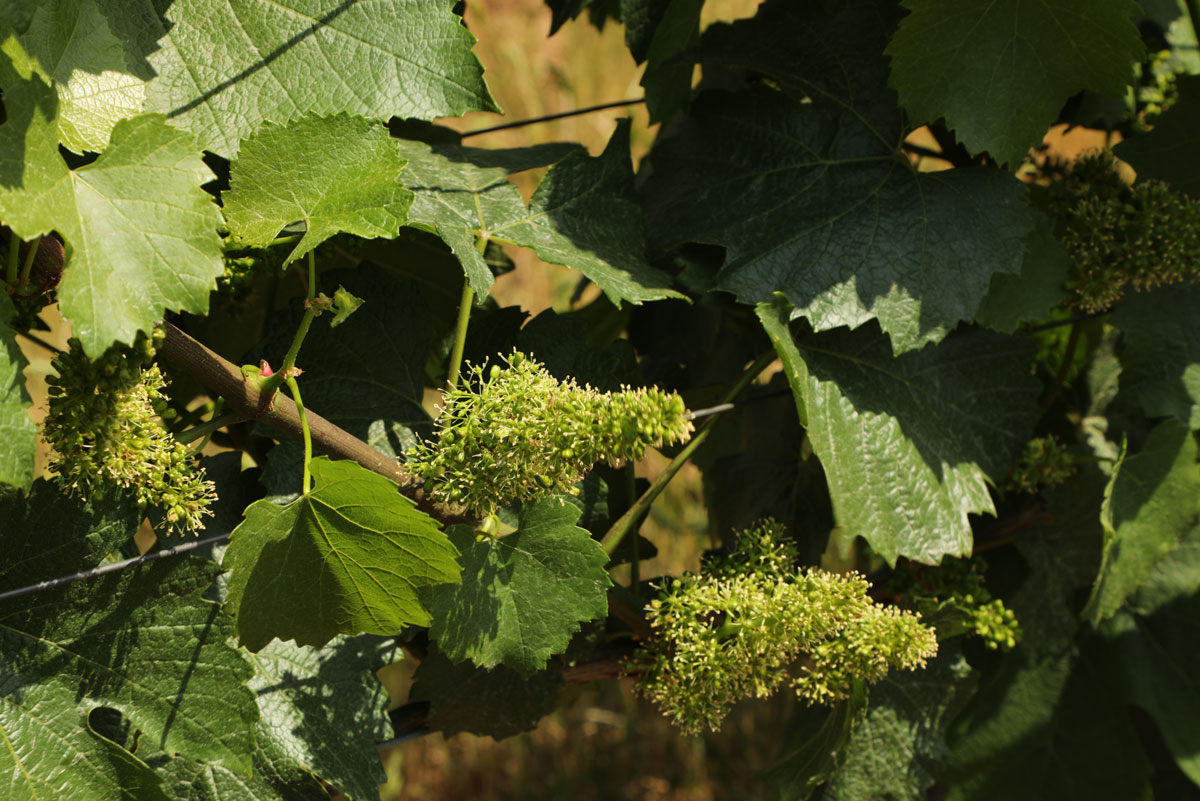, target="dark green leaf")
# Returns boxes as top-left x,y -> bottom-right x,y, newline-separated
760,299 -> 1040,564
410,646 -> 564,740
399,122 -> 681,305
1116,75 -> 1200,197
767,699 -> 861,801
944,649 -> 1151,801
1,551 -> 258,780
1010,473 -> 1106,653
887,0 -> 1143,167
1112,286 -> 1200,430
244,637 -> 397,801
0,77 -> 224,356
223,114 -> 413,264
223,456 -> 461,651
823,648 -> 976,801
973,216 -> 1070,333
1086,420 -> 1200,624
144,0 -> 497,158
639,0 -> 702,123
425,499 -> 612,675
647,1 -> 1033,351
